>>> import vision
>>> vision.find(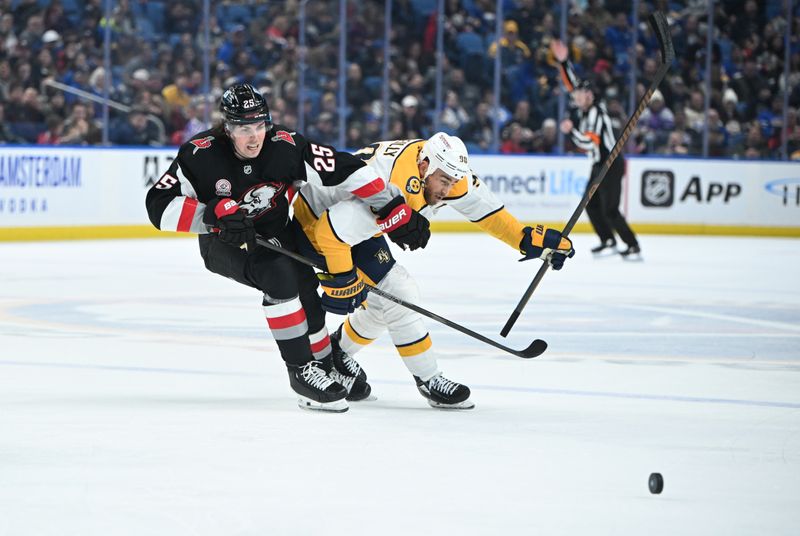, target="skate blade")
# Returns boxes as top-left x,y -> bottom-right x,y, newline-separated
592,249 -> 619,258
350,394 -> 378,402
297,396 -> 349,413
427,399 -> 475,410
621,253 -> 644,262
